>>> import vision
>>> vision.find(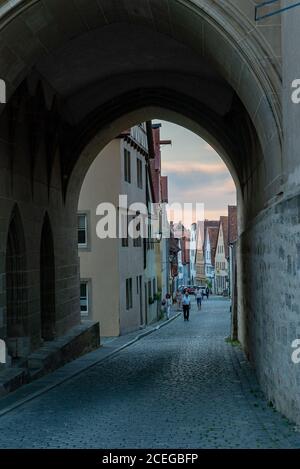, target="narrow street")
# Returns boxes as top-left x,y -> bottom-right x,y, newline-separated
0,298 -> 299,449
